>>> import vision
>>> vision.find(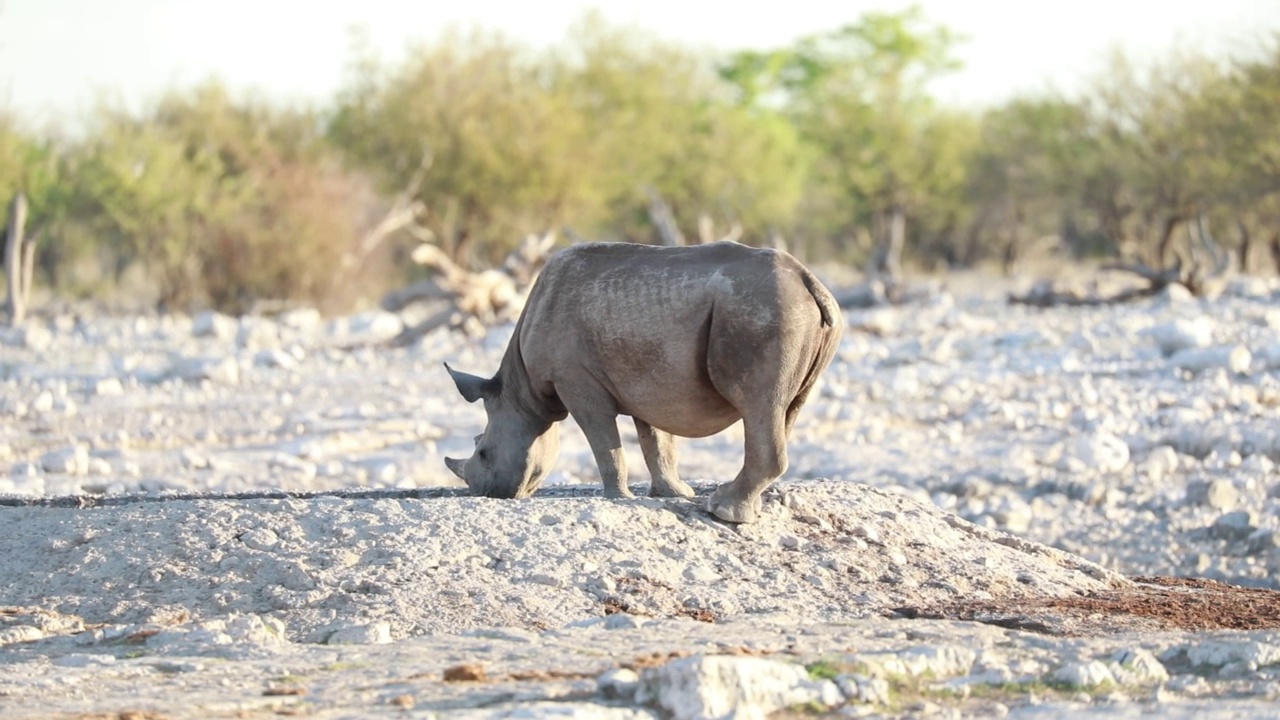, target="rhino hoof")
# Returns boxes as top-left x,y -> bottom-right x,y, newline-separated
705,487 -> 762,524
649,480 -> 696,499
